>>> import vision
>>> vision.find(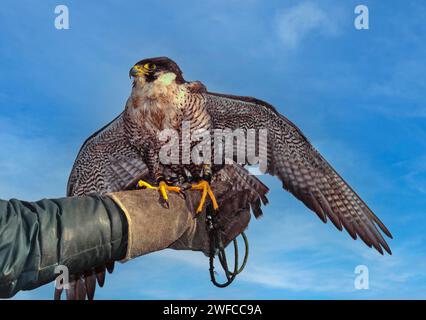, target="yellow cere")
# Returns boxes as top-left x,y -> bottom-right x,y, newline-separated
133,65 -> 147,75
